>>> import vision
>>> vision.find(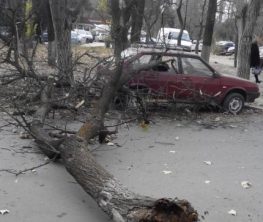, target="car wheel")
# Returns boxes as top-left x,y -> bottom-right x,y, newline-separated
223,93 -> 244,114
